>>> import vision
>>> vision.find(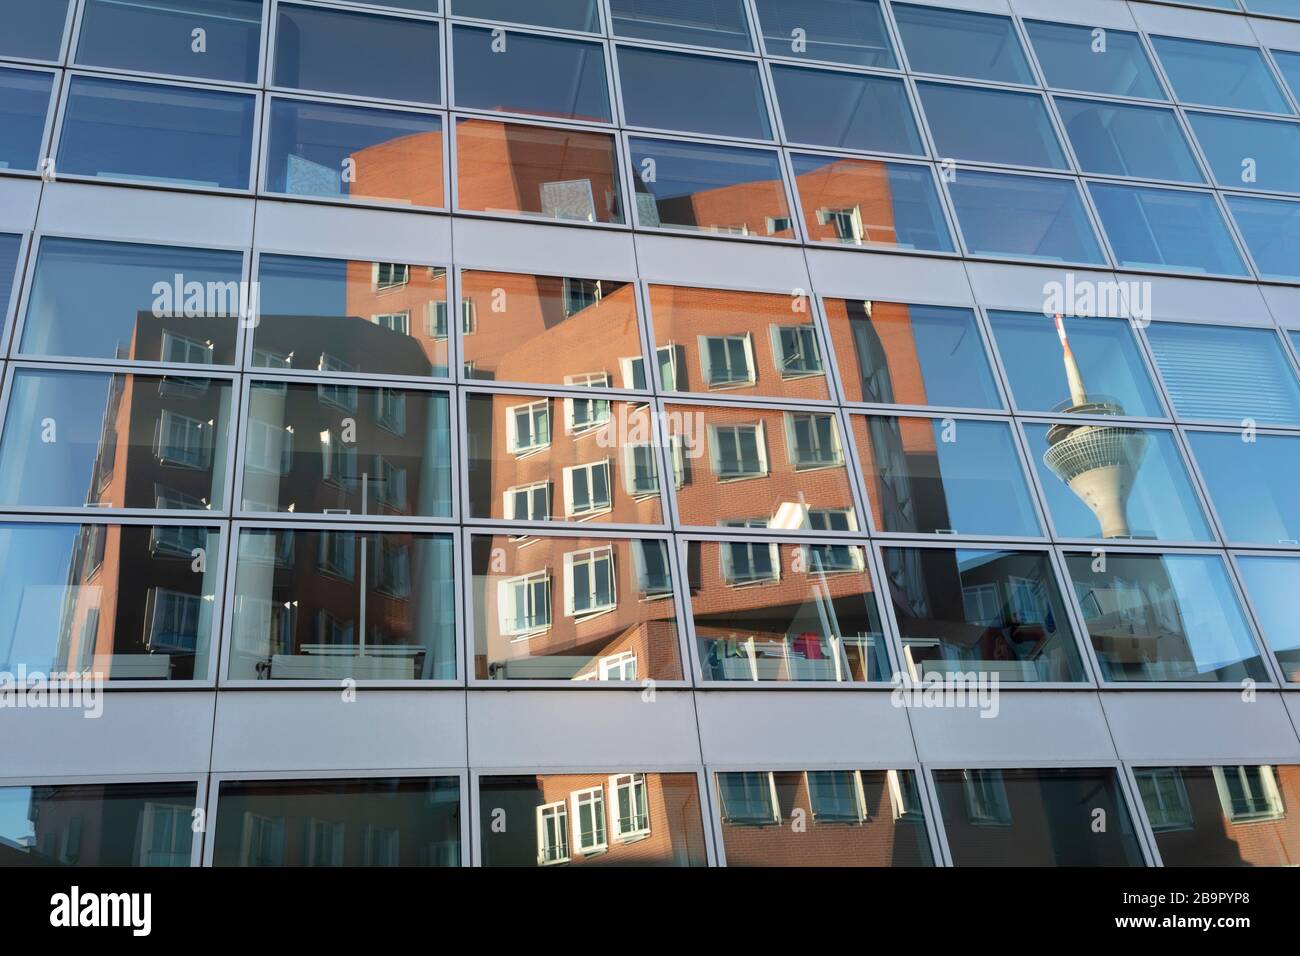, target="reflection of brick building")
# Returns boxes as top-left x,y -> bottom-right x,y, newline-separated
12,783 -> 196,867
